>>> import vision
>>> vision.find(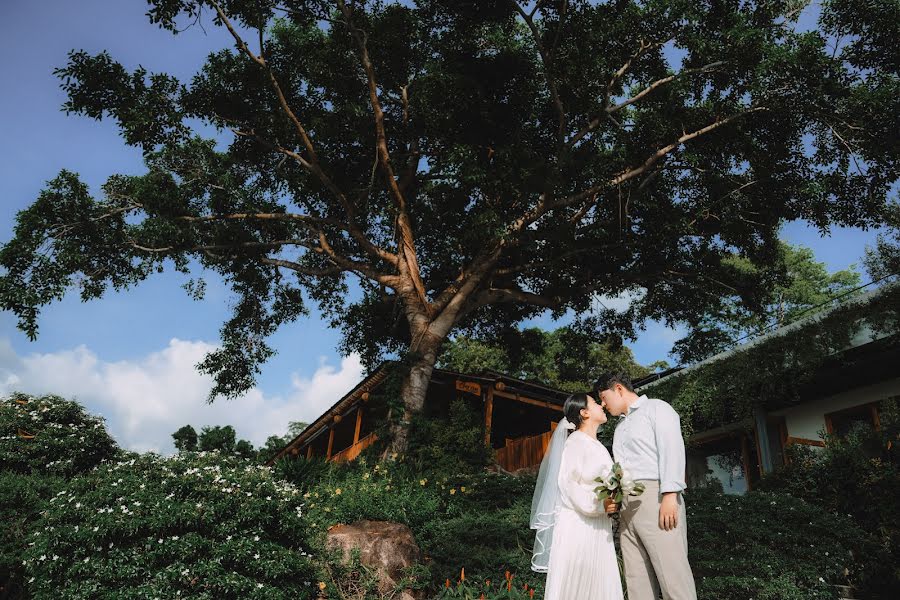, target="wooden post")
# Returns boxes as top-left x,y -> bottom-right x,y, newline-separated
753,404 -> 773,475
306,446 -> 313,459
740,434 -> 752,491
484,387 -> 494,448
353,407 -> 363,445
326,428 -> 335,460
